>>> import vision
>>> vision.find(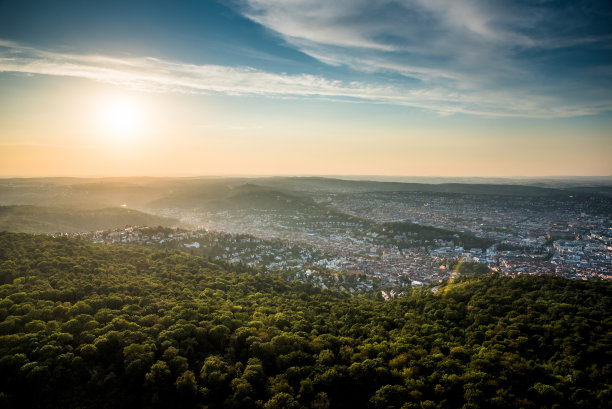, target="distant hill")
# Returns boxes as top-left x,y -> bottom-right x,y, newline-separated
567,185 -> 612,198
0,178 -> 173,208
148,182 -> 319,212
323,175 -> 612,188
1,177 -> 609,212
209,186 -> 316,212
254,177 -> 588,197
0,205 -> 177,233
